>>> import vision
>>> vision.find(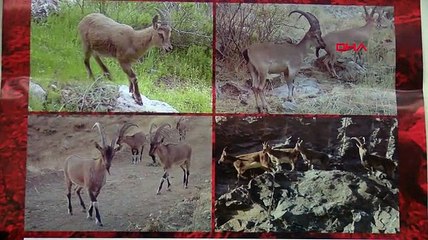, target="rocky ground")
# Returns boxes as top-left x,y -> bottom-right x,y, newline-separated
215,169 -> 398,233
